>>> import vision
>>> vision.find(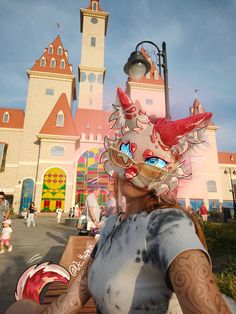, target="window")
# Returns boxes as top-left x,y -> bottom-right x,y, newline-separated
3,112 -> 10,123
57,46 -> 63,55
177,198 -> 186,207
209,199 -> 220,211
92,2 -> 97,10
0,143 -> 8,172
89,98 -> 92,106
81,72 -> 86,82
145,99 -> 153,106
60,59 -> 65,69
91,17 -> 98,24
154,70 -> 159,80
207,180 -> 217,192
190,199 -> 203,211
91,37 -> 96,47
40,58 -> 46,67
88,73 -> 96,83
46,88 -> 54,96
50,58 -> 56,68
56,111 -> 64,127
48,45 -> 53,54
51,146 -> 64,156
